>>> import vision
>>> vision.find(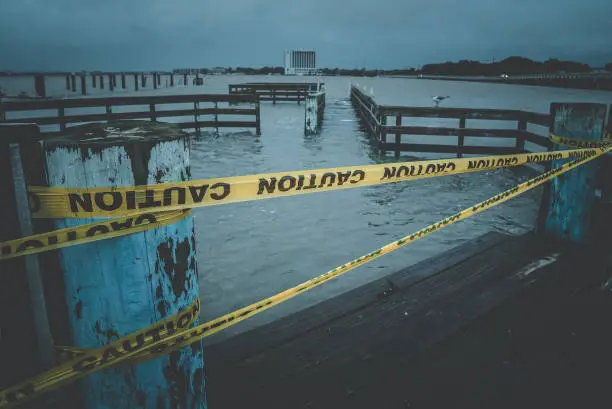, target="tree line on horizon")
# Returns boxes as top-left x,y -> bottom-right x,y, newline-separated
174,57 -> 612,76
